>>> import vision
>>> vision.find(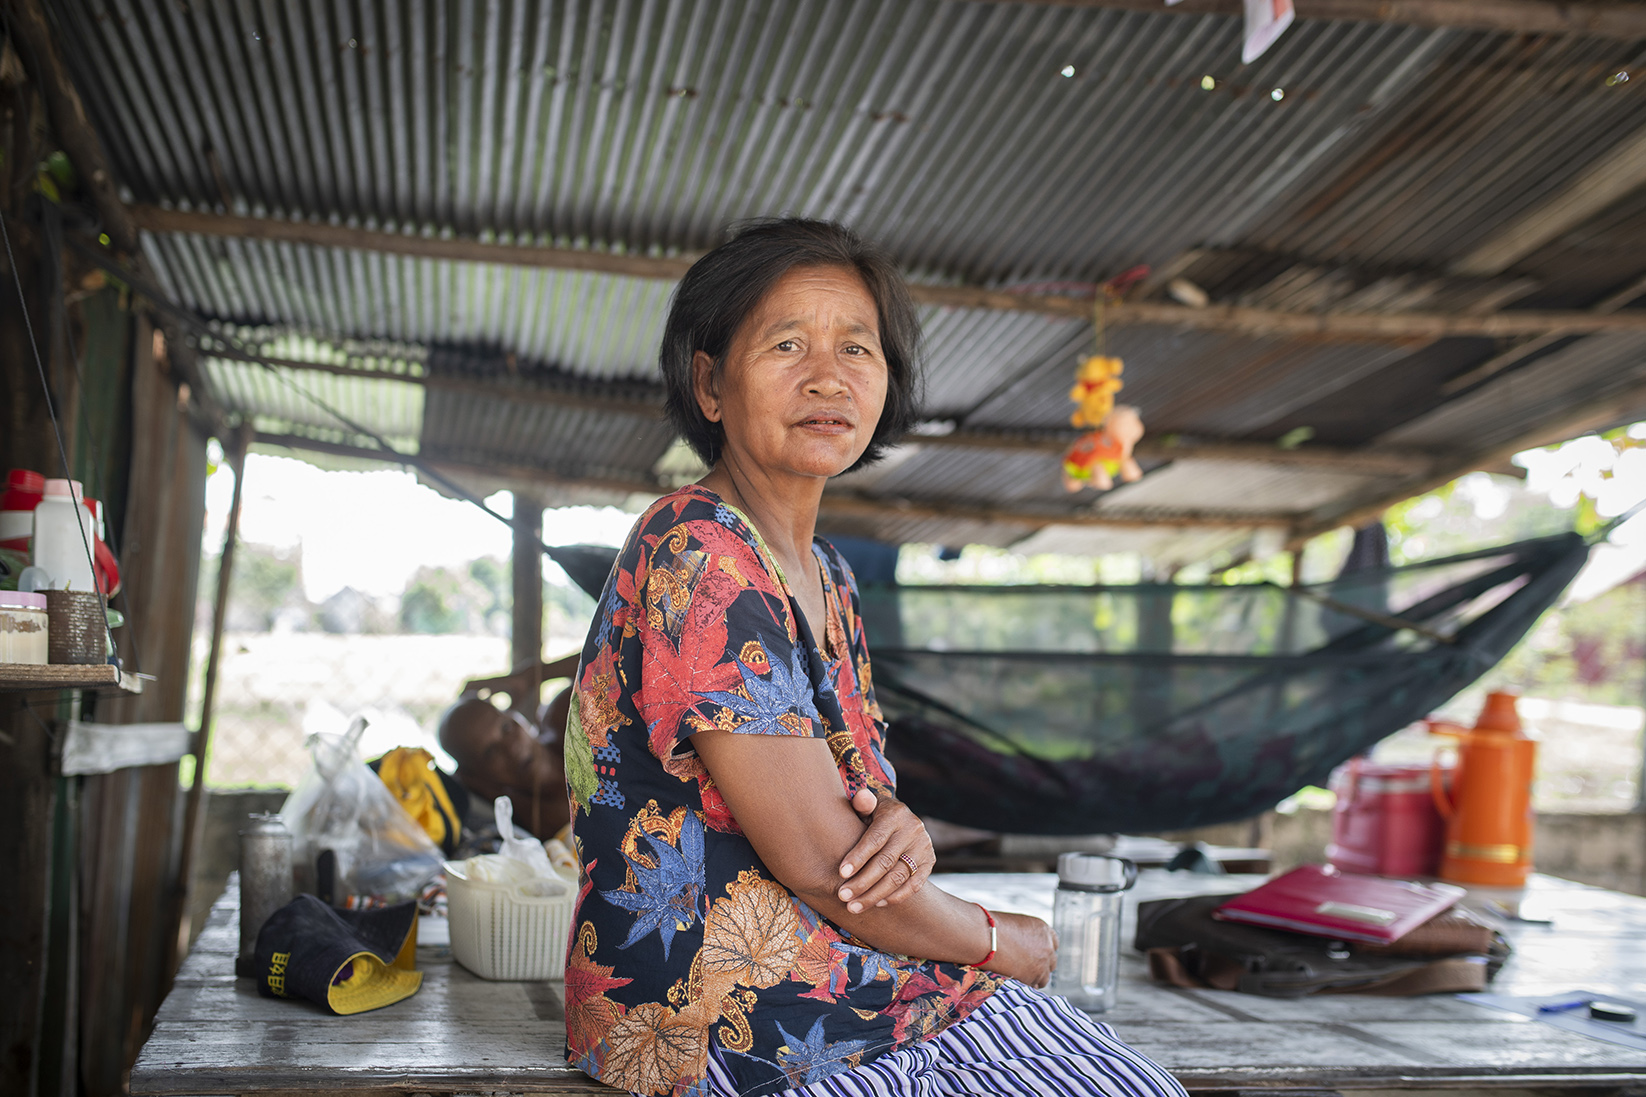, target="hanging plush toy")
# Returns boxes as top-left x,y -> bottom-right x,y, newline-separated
1068,355 -> 1125,428
1062,405 -> 1145,492
1059,274 -> 1148,493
